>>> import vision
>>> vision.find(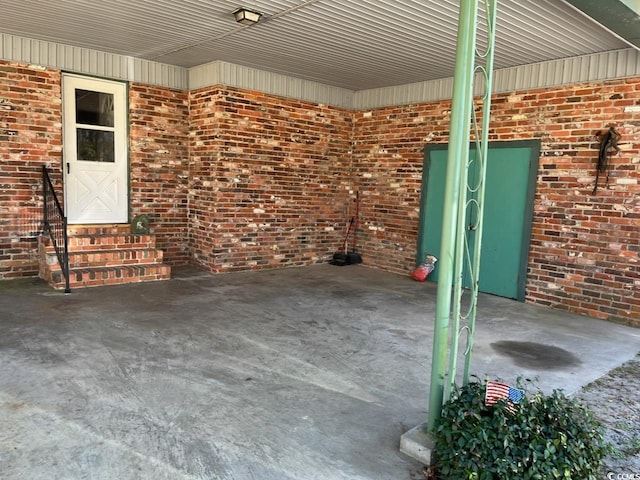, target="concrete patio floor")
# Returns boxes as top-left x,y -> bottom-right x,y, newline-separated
1,264 -> 639,480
